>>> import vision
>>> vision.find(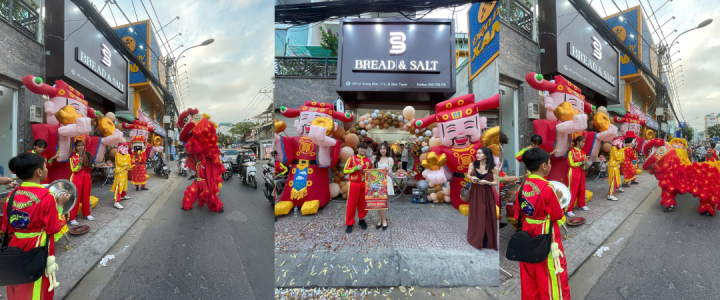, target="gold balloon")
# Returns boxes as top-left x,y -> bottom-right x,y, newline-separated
311,116 -> 334,136
55,105 -> 81,125
481,126 -> 501,156
99,117 -> 116,137
593,112 -> 610,132
553,102 -> 578,122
